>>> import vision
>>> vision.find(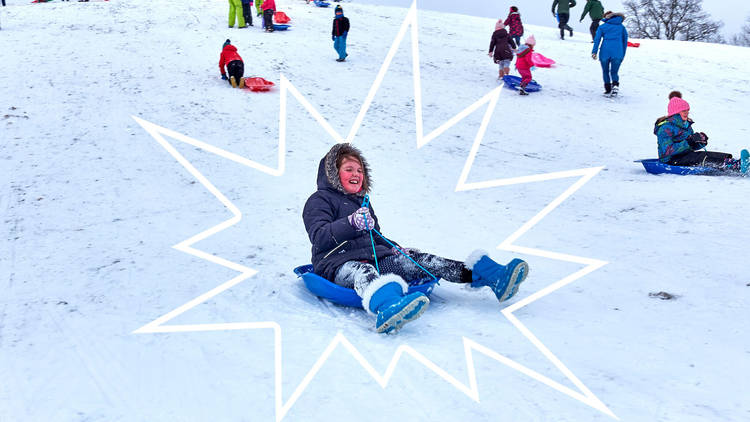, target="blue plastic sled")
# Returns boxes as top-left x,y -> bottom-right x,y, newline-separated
272,24 -> 290,31
502,75 -> 542,92
637,159 -> 719,175
294,264 -> 438,308
314,0 -> 330,7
